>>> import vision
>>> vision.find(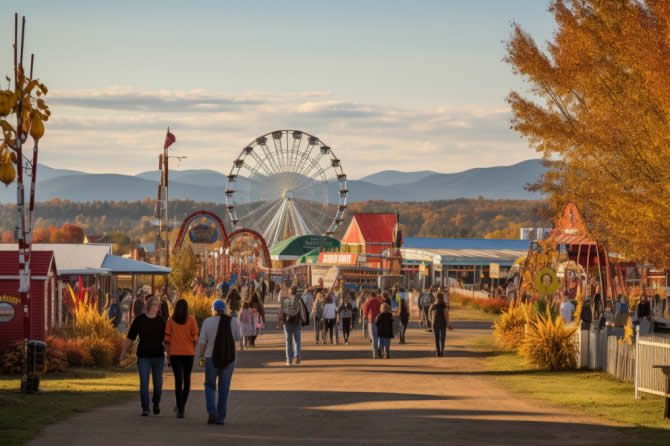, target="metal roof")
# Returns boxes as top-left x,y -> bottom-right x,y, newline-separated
101,255 -> 171,275
0,243 -> 170,275
402,247 -> 527,267
0,243 -> 111,275
404,237 -> 530,251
